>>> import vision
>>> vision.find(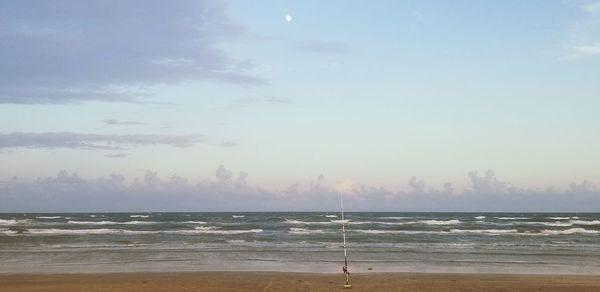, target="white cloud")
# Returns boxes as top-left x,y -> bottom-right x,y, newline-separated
571,43 -> 600,56
105,153 -> 130,158
215,165 -> 234,182
0,132 -> 204,150
583,1 -> 600,12
569,180 -> 598,192
563,1 -> 600,58
0,0 -> 264,104
333,179 -> 357,195
467,170 -> 509,194
1,168 -> 599,212
407,176 -> 427,194
102,119 -> 142,126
